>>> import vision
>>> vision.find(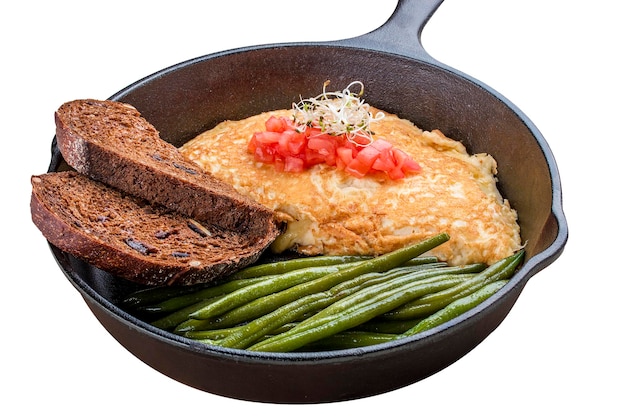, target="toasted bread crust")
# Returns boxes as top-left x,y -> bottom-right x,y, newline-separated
54,99 -> 278,236
31,172 -> 276,286
31,98 -> 283,286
